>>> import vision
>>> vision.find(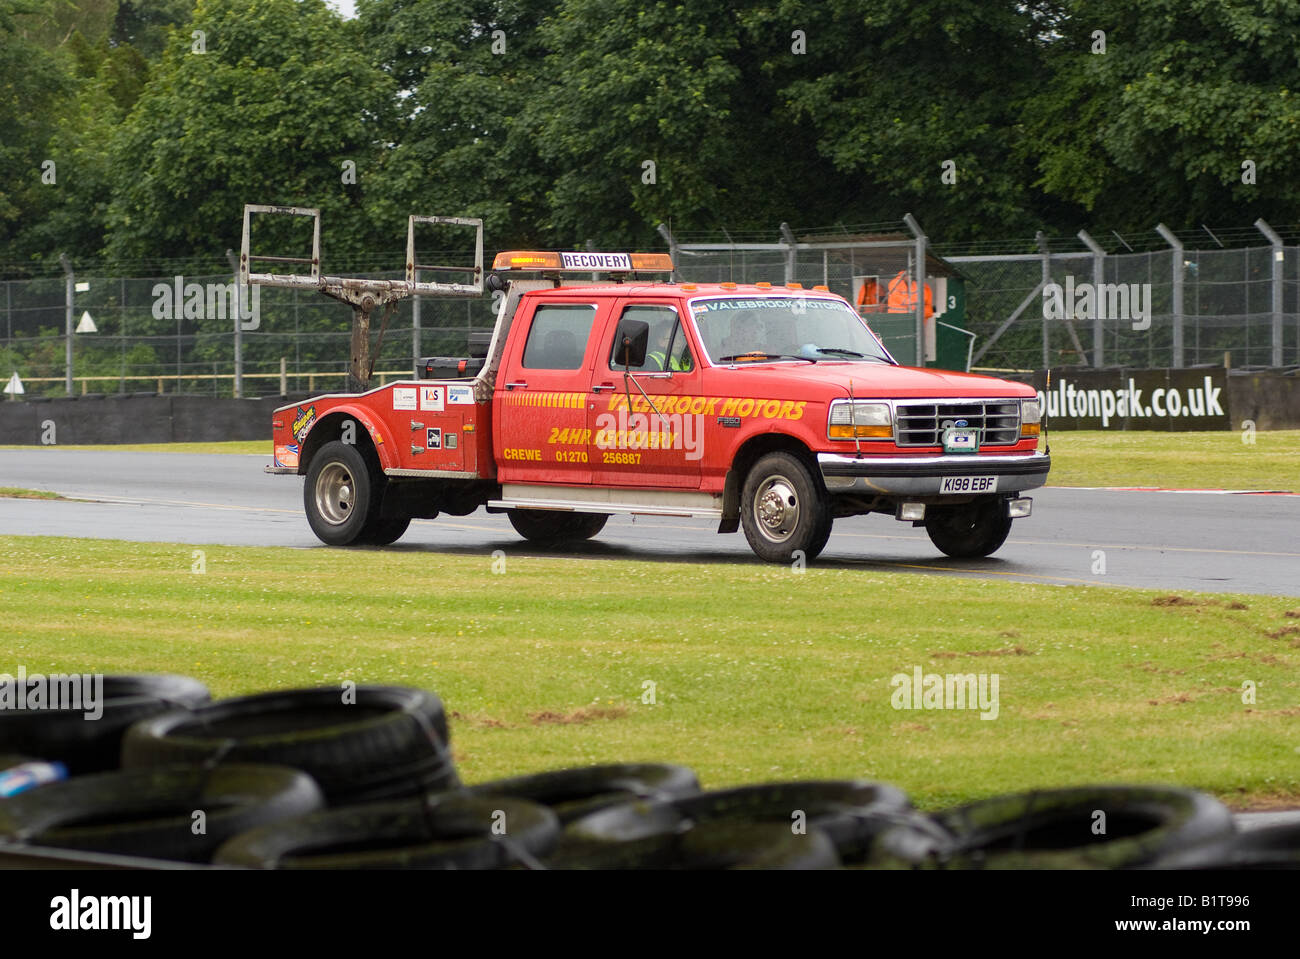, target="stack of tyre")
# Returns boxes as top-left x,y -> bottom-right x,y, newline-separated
0,675 -> 1296,869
